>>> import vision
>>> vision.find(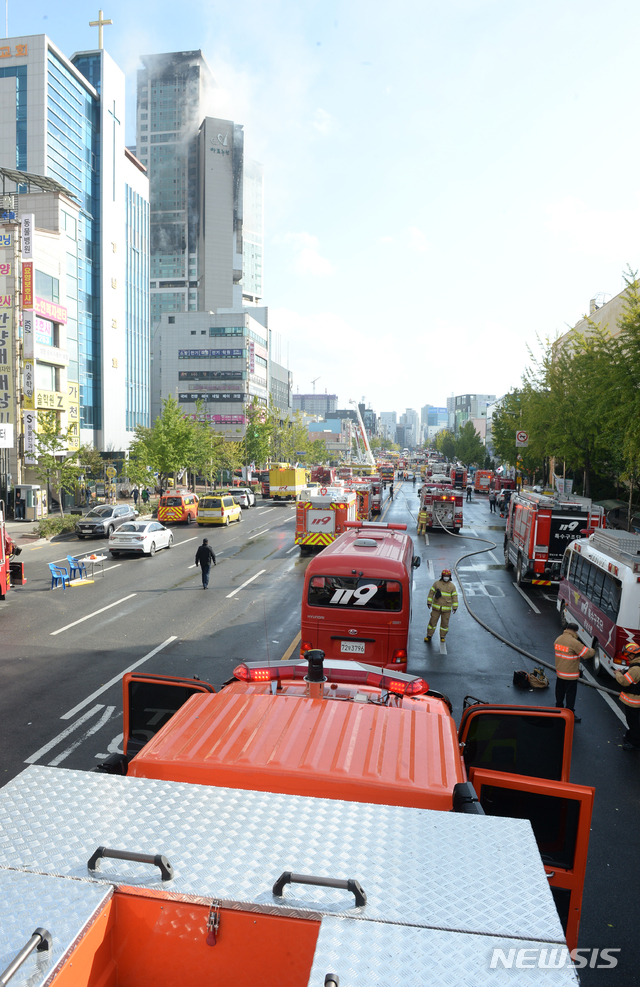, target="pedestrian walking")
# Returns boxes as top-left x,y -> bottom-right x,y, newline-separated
424,569 -> 458,644
133,487 -> 139,507
389,483 -> 394,501
553,623 -> 594,723
141,488 -> 149,505
466,482 -> 472,503
488,489 -> 497,513
195,538 -> 217,589
615,643 -> 640,750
